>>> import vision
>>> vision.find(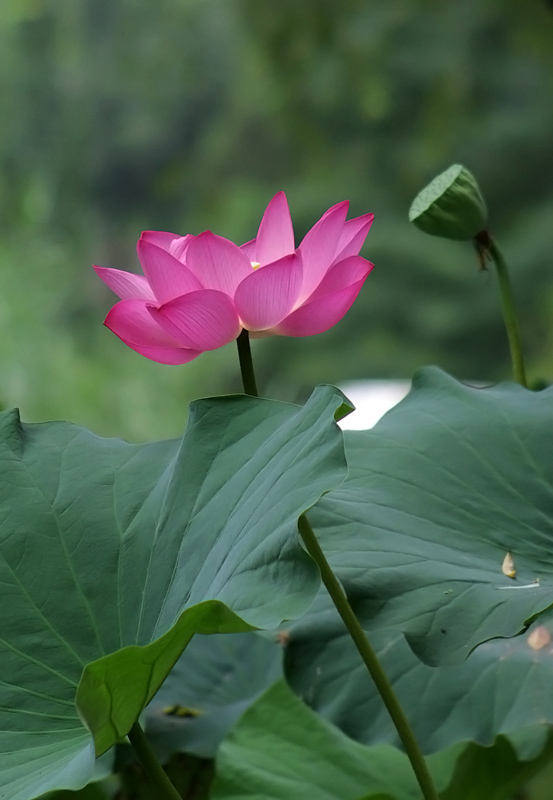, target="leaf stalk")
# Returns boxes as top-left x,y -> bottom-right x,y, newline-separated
127,721 -> 183,800
236,329 -> 259,396
482,235 -> 528,388
297,515 -> 441,800
237,339 -> 440,800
